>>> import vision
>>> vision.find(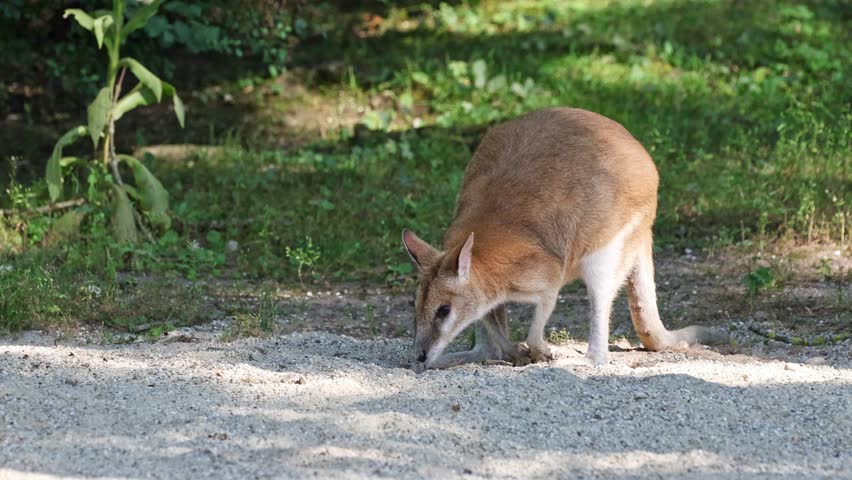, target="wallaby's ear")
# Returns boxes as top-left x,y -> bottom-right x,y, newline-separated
402,229 -> 439,269
457,232 -> 475,282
